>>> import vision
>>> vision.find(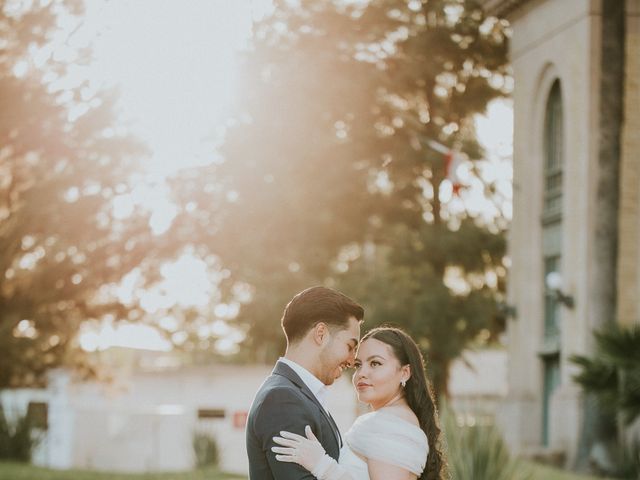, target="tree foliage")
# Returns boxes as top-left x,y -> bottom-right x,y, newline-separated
0,0 -> 162,387
1,0 -> 512,394
181,0 -> 512,394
